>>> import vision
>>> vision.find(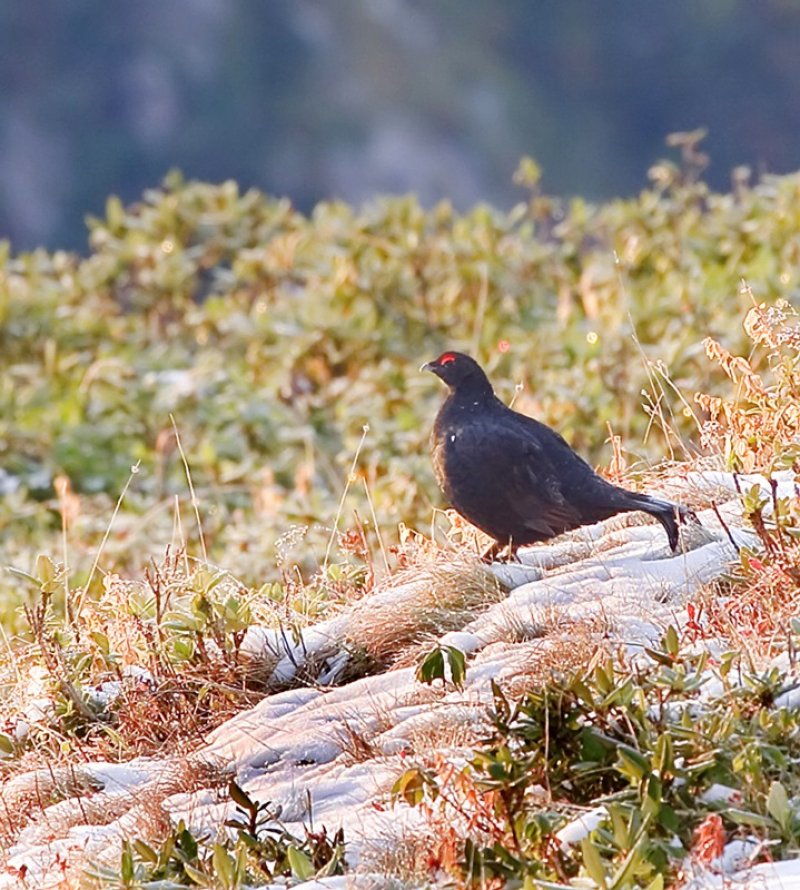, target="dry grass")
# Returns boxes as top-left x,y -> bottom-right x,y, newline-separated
345,552 -> 506,667
696,295 -> 800,472
361,825 -> 444,888
0,762 -> 101,847
0,558 -> 274,779
0,757 -> 225,871
335,708 -> 396,765
498,619 -> 614,701
383,751 -> 531,885
403,706 -> 489,756
667,294 -> 800,663
690,571 -> 800,666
